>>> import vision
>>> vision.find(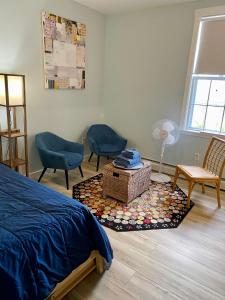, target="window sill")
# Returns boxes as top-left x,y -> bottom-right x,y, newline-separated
181,129 -> 225,139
